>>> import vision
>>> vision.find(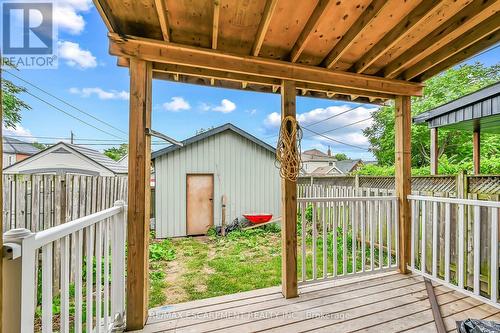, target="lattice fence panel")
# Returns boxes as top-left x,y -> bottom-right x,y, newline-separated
411,176 -> 456,194
468,176 -> 500,195
358,177 -> 394,189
